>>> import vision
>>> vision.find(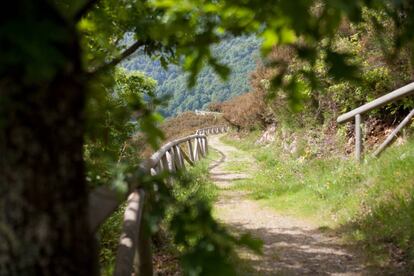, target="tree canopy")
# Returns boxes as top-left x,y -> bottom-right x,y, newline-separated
74,0 -> 414,111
